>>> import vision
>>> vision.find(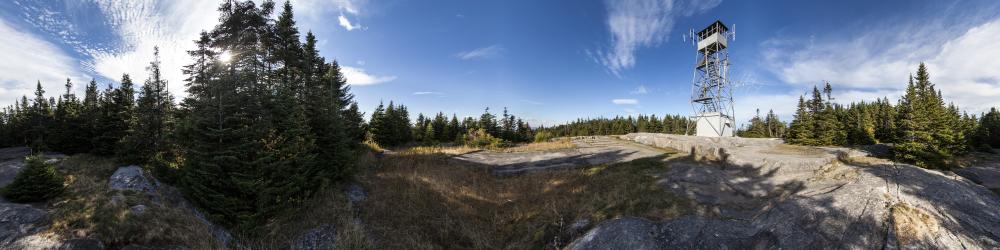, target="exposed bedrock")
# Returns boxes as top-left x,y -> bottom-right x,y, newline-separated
568,133 -> 1000,249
